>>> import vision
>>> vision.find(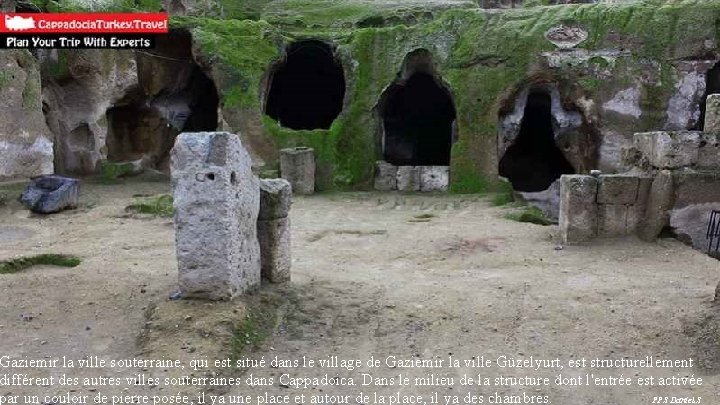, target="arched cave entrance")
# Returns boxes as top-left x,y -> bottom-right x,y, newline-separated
379,52 -> 456,166
696,62 -> 720,130
265,40 -> 346,130
105,29 -> 219,170
499,90 -> 575,192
